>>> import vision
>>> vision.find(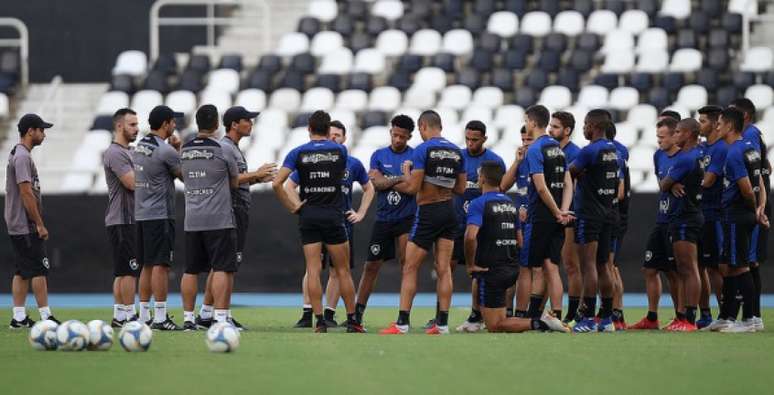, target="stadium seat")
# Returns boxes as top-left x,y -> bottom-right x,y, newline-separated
675,85 -> 708,111
256,108 -> 288,130
315,74 -> 341,92
165,90 -> 197,116
462,107 -> 493,129
368,86 -> 402,112
543,33 -> 568,53
463,14 -> 487,36
708,29 -> 729,49
553,11 -> 584,37
676,29 -> 697,49
669,49 -> 702,72
729,0 -> 758,17
366,16 -> 389,36
269,88 -> 302,112
745,85 -> 774,110
353,49 -> 385,75
206,69 -> 240,94
509,33 -> 533,53
319,48 -> 353,75
376,30 -> 409,57
494,105 -> 525,134
409,30 -> 442,56
577,85 -> 609,108
442,30 -> 474,56
200,89 -> 232,114
722,13 -> 743,34
152,53 -> 177,75
362,111 -> 389,129
131,90 -> 163,115
695,70 -> 719,92
308,0 -> 338,23
688,11 -> 710,35
413,67 -> 447,92
733,72 -> 756,91
438,85 -> 472,110
473,0 -> 497,17
659,0 -> 691,19
301,87 -> 334,112
521,11 -> 552,37
502,49 -> 527,70
311,32 -> 344,57
290,53 -> 316,75
435,108 -> 459,128
396,15 -> 421,36
178,70 -> 203,92
602,30 -> 634,54
619,10 -> 649,35
333,16 -> 355,38
276,33 -> 310,57
630,72 -> 653,92
663,72 -> 685,95
740,47 -> 773,72
537,50 -> 562,72
602,51 -> 634,73
525,69 -> 549,91
219,54 -> 242,72
96,91 -> 130,116
257,55 -> 282,73
292,112 -> 312,129
112,50 -> 147,77
637,28 -> 668,54
234,89 -> 266,113
627,104 -> 658,130
433,53 -> 456,72
92,115 -> 114,131
143,70 -> 169,94
647,87 -> 669,109
586,10 -> 617,35
335,89 -> 368,112
557,68 -> 580,92
539,0 -> 561,17
387,71 -> 412,91
247,70 -> 274,92
348,72 -> 372,92
491,68 -> 515,92
608,87 -> 640,111
348,32 -> 372,54
636,50 -> 669,73
539,86 -> 572,111
487,11 -> 519,38
569,50 -> 594,71
707,48 -> 730,71
514,88 -> 536,108
476,33 -> 501,53
629,146 -> 656,171
653,15 -> 677,34
593,73 -> 619,90
372,0 -> 404,21
472,87 -> 504,110
614,122 -> 638,147
456,69 -> 480,90
298,17 -> 322,38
